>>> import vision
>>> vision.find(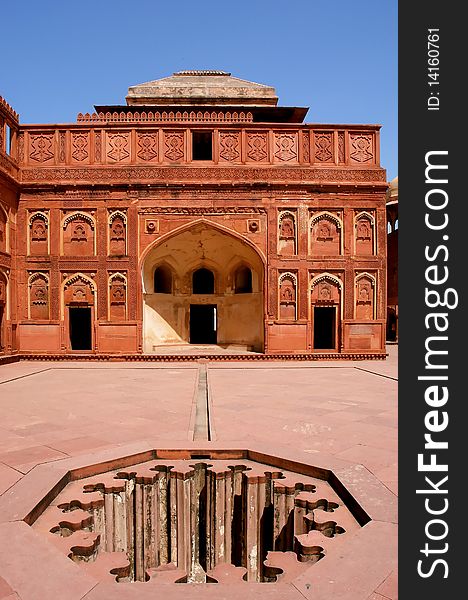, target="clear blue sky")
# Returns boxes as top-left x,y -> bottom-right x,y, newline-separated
0,0 -> 397,179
